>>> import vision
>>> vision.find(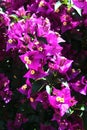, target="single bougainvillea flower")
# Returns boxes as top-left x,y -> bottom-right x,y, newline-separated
18,83 -> 31,96
24,67 -> 48,80
49,54 -> 73,74
48,87 -> 77,116
19,50 -> 45,70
